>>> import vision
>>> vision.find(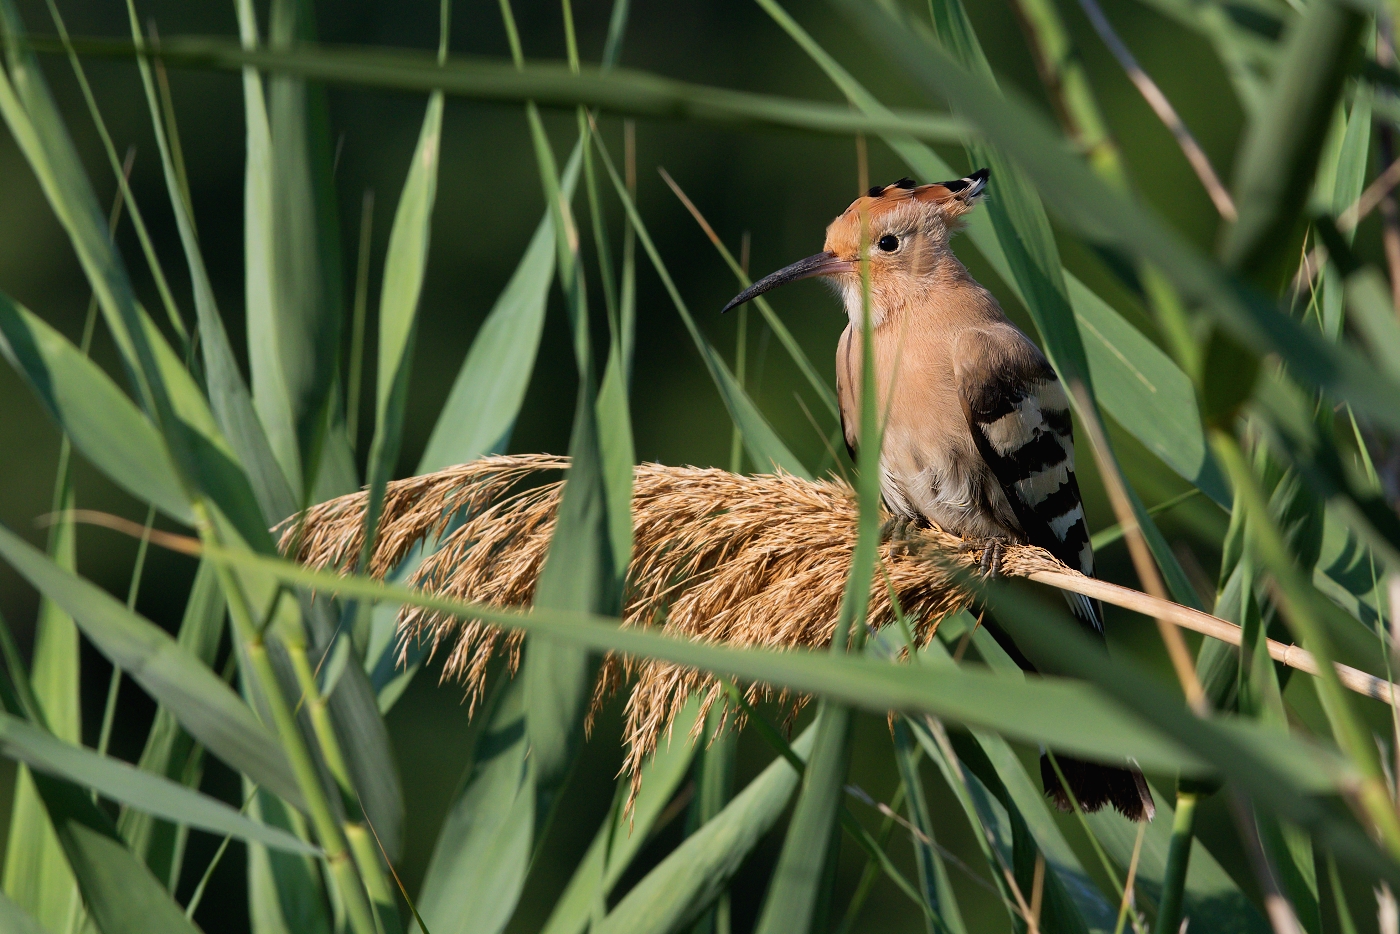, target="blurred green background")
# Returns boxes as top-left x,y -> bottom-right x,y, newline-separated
0,0 -> 1305,929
